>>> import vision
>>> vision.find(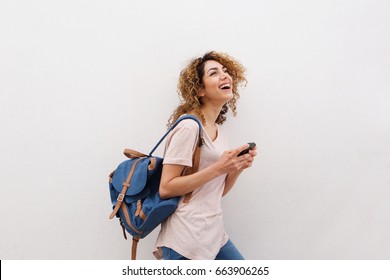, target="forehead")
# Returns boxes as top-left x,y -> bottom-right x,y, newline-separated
204,60 -> 225,70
